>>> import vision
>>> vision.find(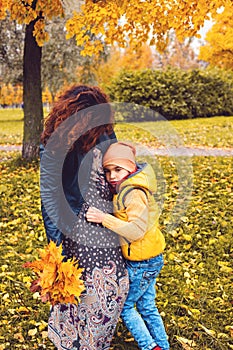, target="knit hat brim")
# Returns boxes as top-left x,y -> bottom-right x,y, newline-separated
103,142 -> 136,172
103,158 -> 136,172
